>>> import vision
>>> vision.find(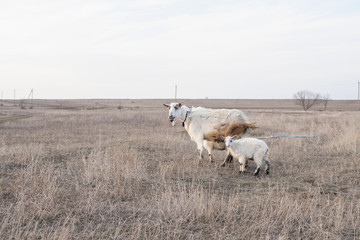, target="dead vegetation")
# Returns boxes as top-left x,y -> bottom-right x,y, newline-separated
0,114 -> 32,124
0,100 -> 359,239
